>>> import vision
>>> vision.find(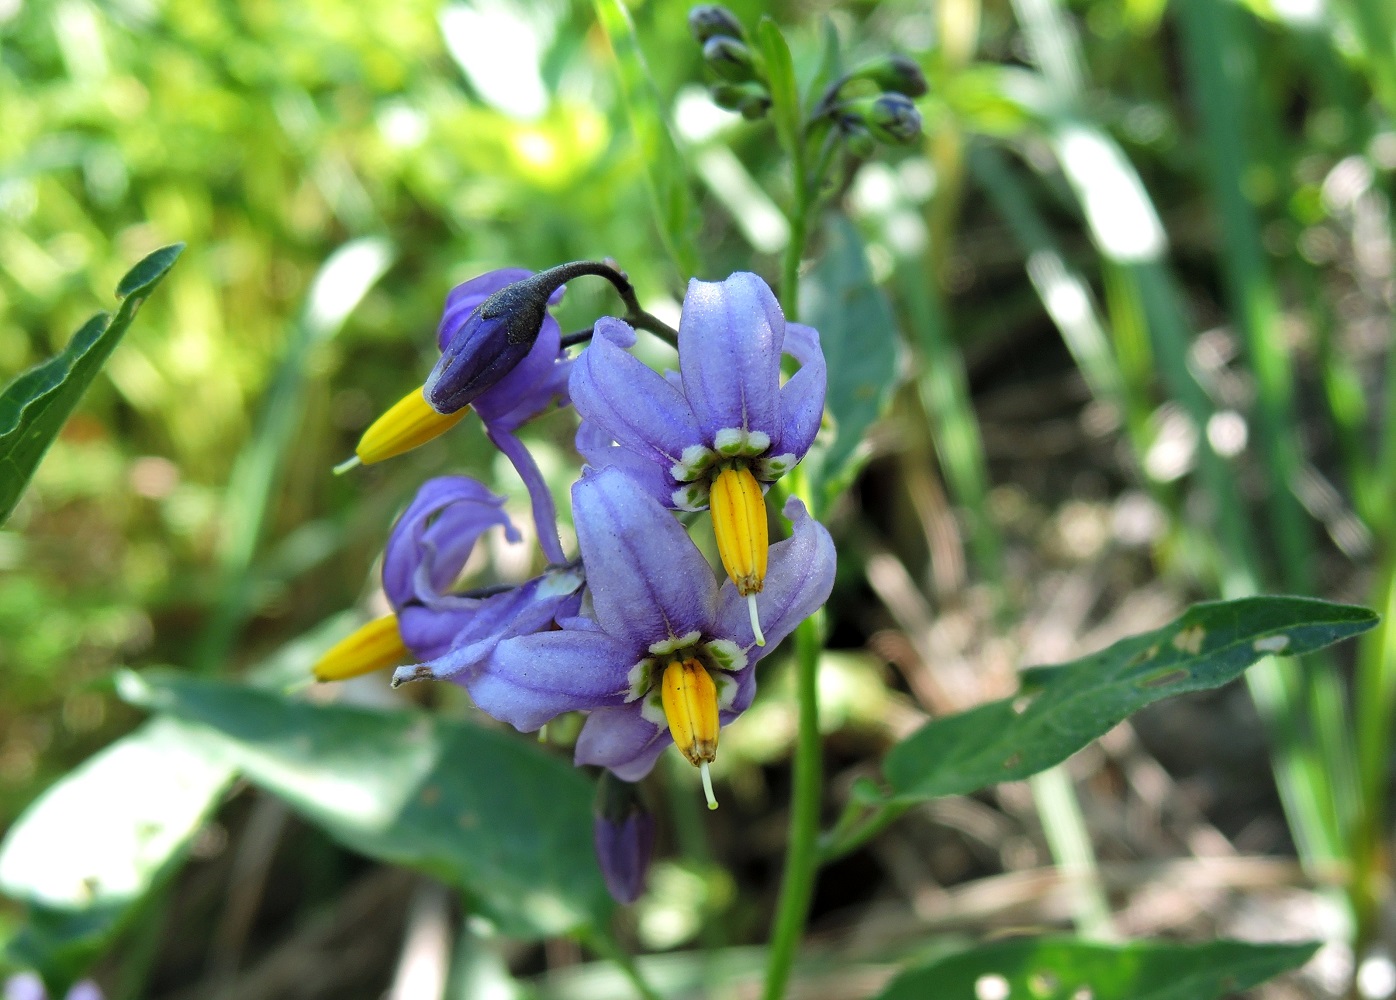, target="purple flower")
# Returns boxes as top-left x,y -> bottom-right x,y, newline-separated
570,272 -> 825,514
481,466 -> 835,791
383,476 -> 584,682
434,270 -> 574,565
4,975 -> 103,1000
